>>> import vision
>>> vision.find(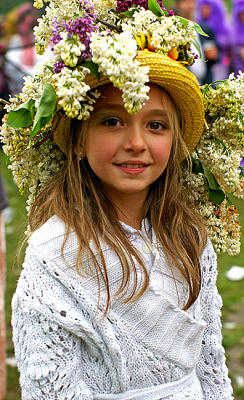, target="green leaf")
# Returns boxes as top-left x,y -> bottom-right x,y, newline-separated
178,17 -> 208,37
203,167 -> 219,190
7,99 -> 35,128
203,166 -> 225,205
193,22 -> 208,37
193,38 -> 202,59
208,188 -> 225,204
45,65 -> 54,73
120,9 -> 137,17
192,157 -> 204,174
178,16 -> 190,27
31,83 -> 57,138
81,60 -> 100,81
148,0 -> 165,16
